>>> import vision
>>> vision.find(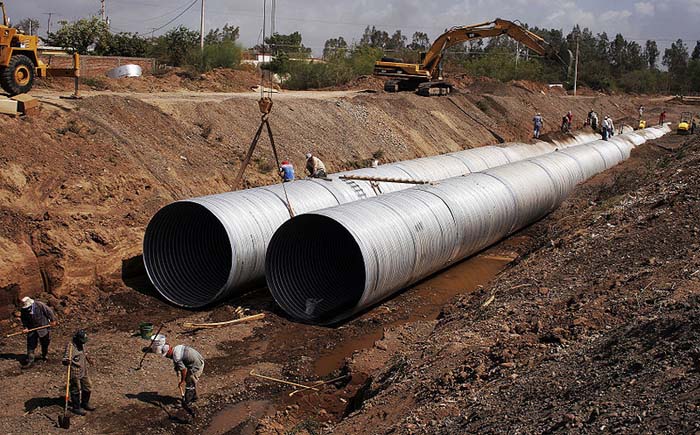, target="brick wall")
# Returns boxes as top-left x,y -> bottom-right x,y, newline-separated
40,55 -> 158,78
